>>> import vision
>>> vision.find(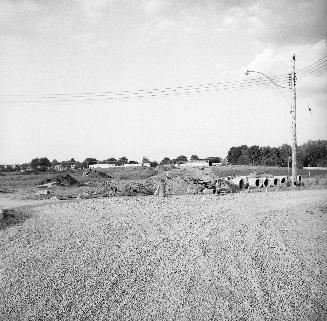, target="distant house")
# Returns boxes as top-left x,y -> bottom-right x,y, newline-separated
89,163 -> 116,169
123,163 -> 142,167
89,162 -> 151,169
4,164 -> 18,171
142,162 -> 151,167
54,164 -> 65,171
179,160 -> 210,167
